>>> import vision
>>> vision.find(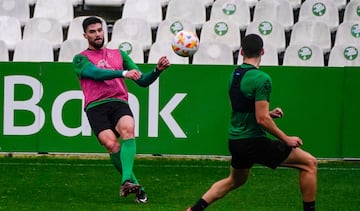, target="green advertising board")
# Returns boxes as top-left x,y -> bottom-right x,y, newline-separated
0,62 -> 359,158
